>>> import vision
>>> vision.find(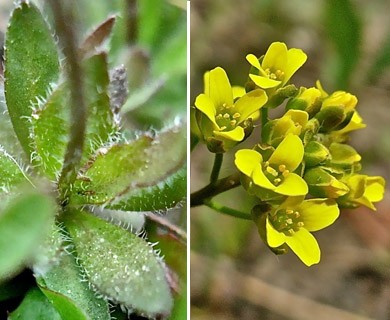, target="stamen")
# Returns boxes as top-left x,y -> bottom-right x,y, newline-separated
286,219 -> 293,225
279,164 -> 286,172
282,170 -> 290,177
233,112 -> 241,119
294,211 -> 300,218
297,222 -> 304,227
216,114 -> 223,120
223,113 -> 230,119
219,126 -> 227,130
274,178 -> 281,185
287,229 -> 295,235
286,209 -> 294,215
266,166 -> 278,177
230,120 -> 237,126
